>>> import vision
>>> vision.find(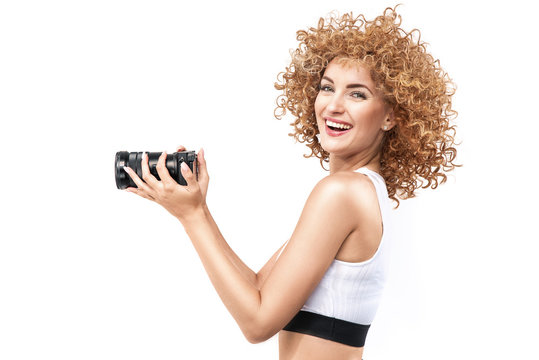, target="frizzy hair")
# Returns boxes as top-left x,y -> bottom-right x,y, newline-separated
274,4 -> 459,206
